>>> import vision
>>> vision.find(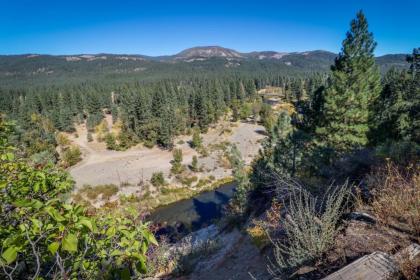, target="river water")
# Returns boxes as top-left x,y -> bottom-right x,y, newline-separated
149,182 -> 236,239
